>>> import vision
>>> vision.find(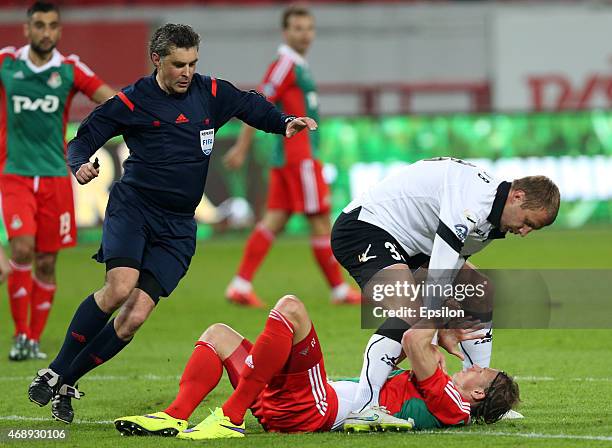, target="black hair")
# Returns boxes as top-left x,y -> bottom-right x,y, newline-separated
27,2 -> 59,18
149,24 -> 200,58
